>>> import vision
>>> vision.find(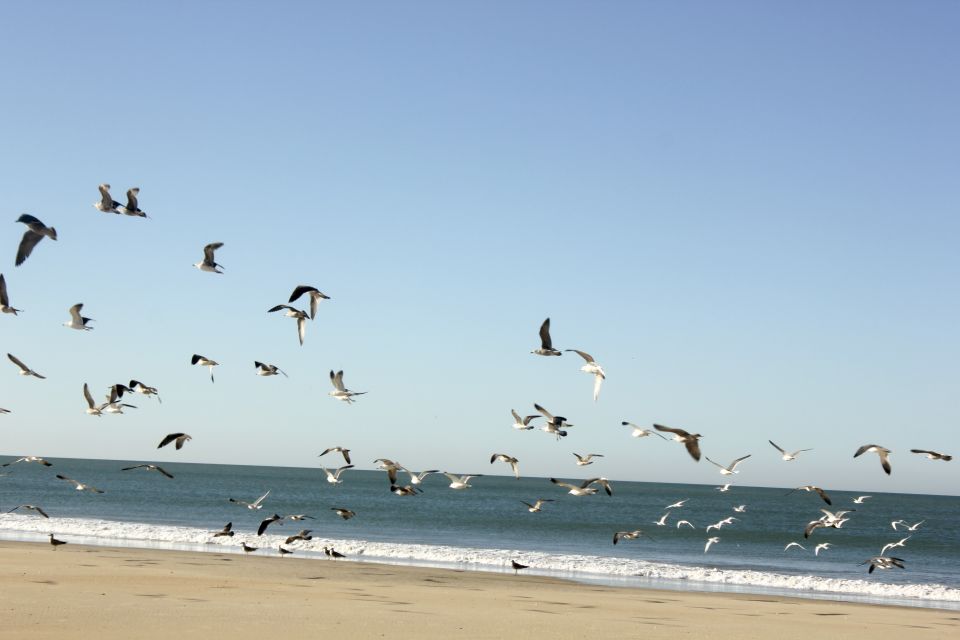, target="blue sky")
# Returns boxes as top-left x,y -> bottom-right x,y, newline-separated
1,2 -> 957,494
